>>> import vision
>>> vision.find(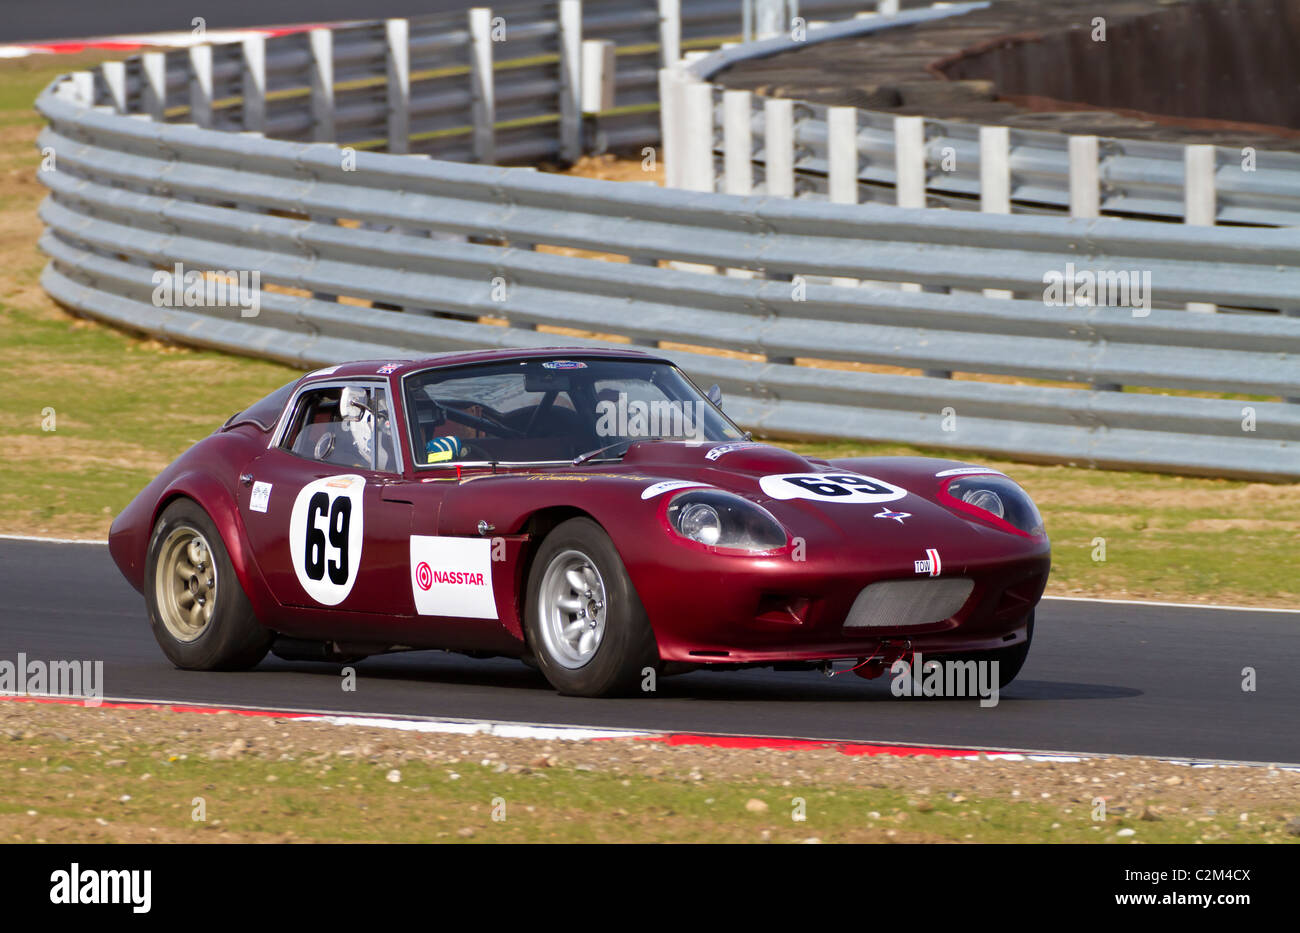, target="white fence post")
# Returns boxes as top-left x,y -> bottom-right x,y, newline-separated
101,61 -> 126,113
558,0 -> 583,162
828,105 -> 860,288
895,116 -> 942,313
469,8 -> 496,164
1068,135 -> 1099,219
878,0 -> 900,15
309,29 -> 335,142
1185,144 -> 1218,312
241,35 -> 266,133
724,90 -> 755,279
386,19 -> 411,154
764,97 -> 794,197
68,72 -> 94,106
682,82 -> 714,192
980,125 -> 1012,298
827,106 -> 859,204
141,52 -> 166,120
723,90 -> 754,195
188,44 -> 214,128
756,0 -> 784,39
1068,134 -> 1116,385
582,40 -> 616,115
894,115 -> 926,209
658,67 -> 682,187
658,0 -> 682,66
